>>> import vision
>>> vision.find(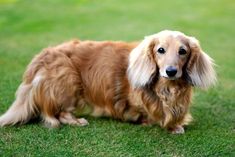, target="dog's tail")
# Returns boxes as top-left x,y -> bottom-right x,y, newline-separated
0,83 -> 38,126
